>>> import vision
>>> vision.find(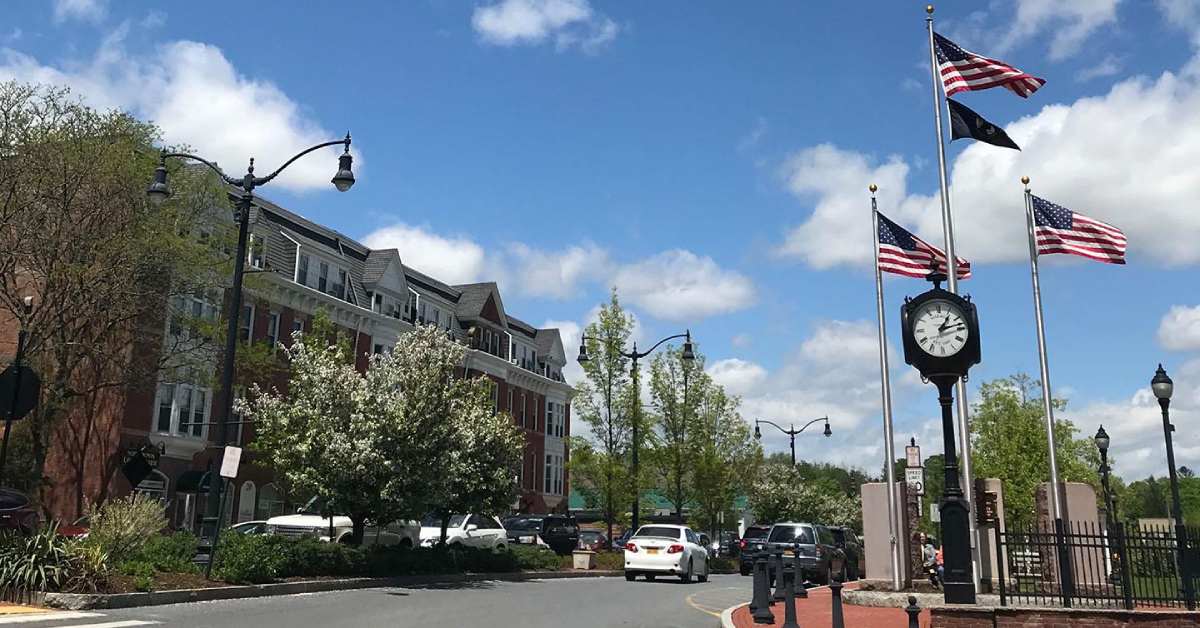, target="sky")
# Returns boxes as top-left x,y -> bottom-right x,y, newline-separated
4,0 -> 1200,483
